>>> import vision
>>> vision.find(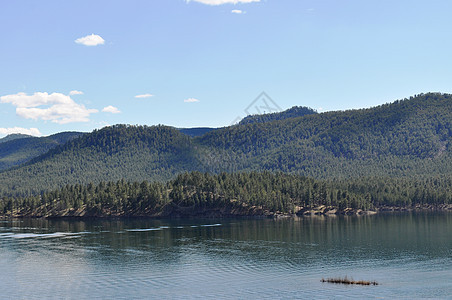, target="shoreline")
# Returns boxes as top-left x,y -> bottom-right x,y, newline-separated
1,204 -> 451,220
